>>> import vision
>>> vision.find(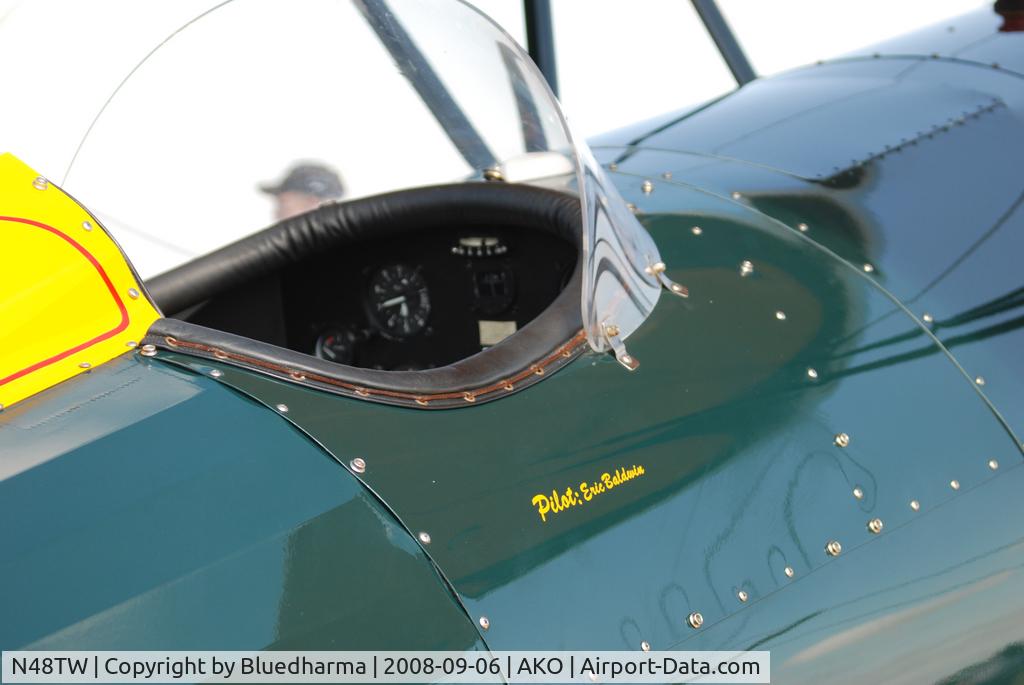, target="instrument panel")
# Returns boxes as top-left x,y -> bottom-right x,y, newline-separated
276,226 -> 575,370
